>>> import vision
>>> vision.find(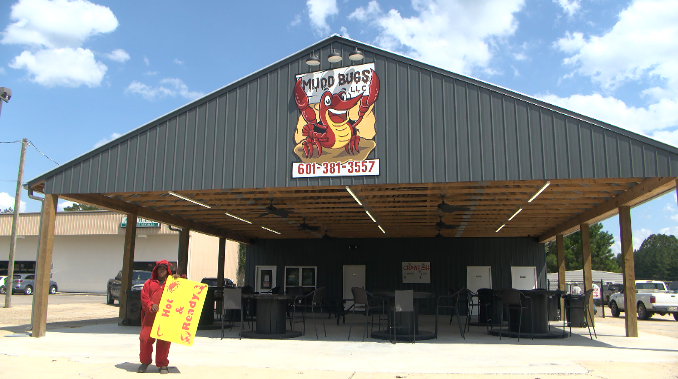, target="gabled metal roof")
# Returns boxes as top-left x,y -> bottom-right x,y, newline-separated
28,35 -> 678,194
